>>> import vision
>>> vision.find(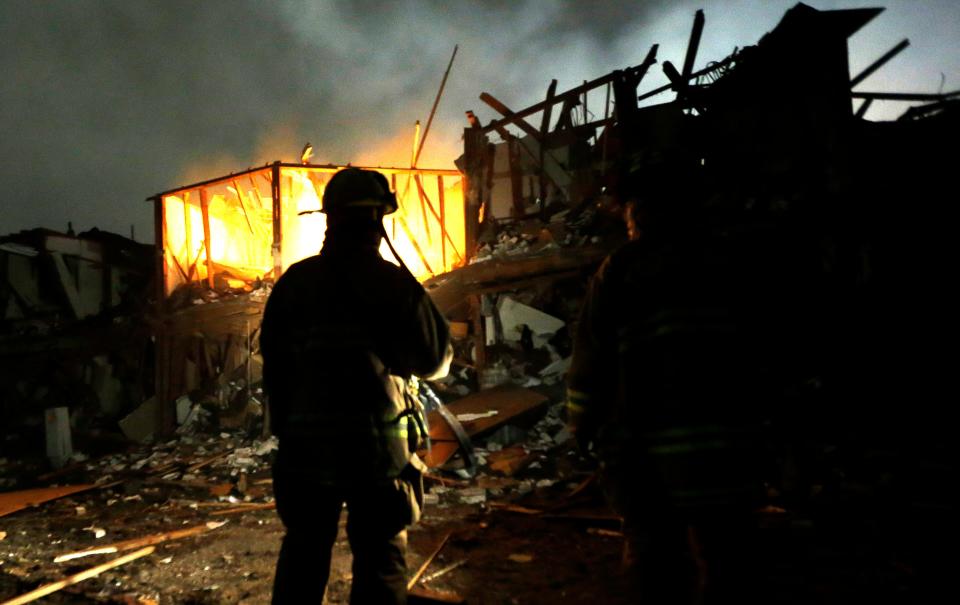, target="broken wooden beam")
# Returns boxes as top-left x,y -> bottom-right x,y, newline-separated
480,92 -> 542,141
230,180 -> 257,235
637,52 -> 734,102
407,531 -> 451,590
53,521 -> 227,563
421,559 -> 467,584
396,213 -> 435,275
208,501 -> 276,515
587,527 -> 625,538
850,38 -> 909,88
1,546 -> 155,605
488,501 -> 543,515
539,79 -> 558,202
480,58 -> 656,135
414,175 -> 463,263
851,90 -> 960,101
199,187 -> 215,288
414,45 -> 458,168
681,9 -> 705,81
423,473 -> 470,488
539,79 -> 558,135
